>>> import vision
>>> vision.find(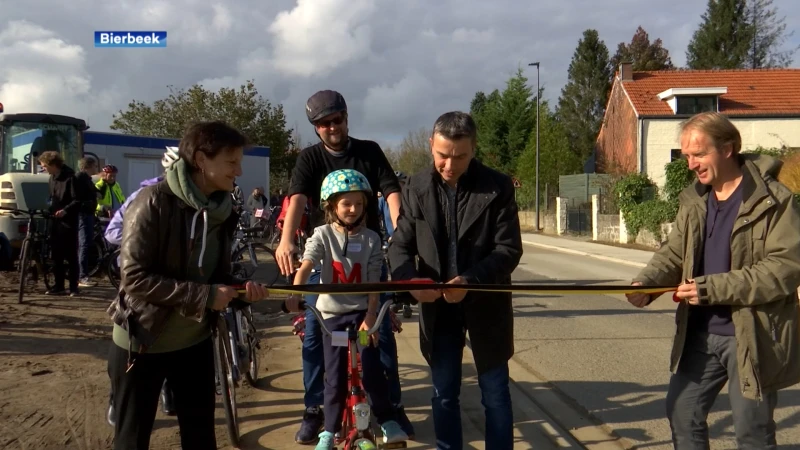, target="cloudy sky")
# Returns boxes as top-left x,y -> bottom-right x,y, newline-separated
2,0 -> 799,149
